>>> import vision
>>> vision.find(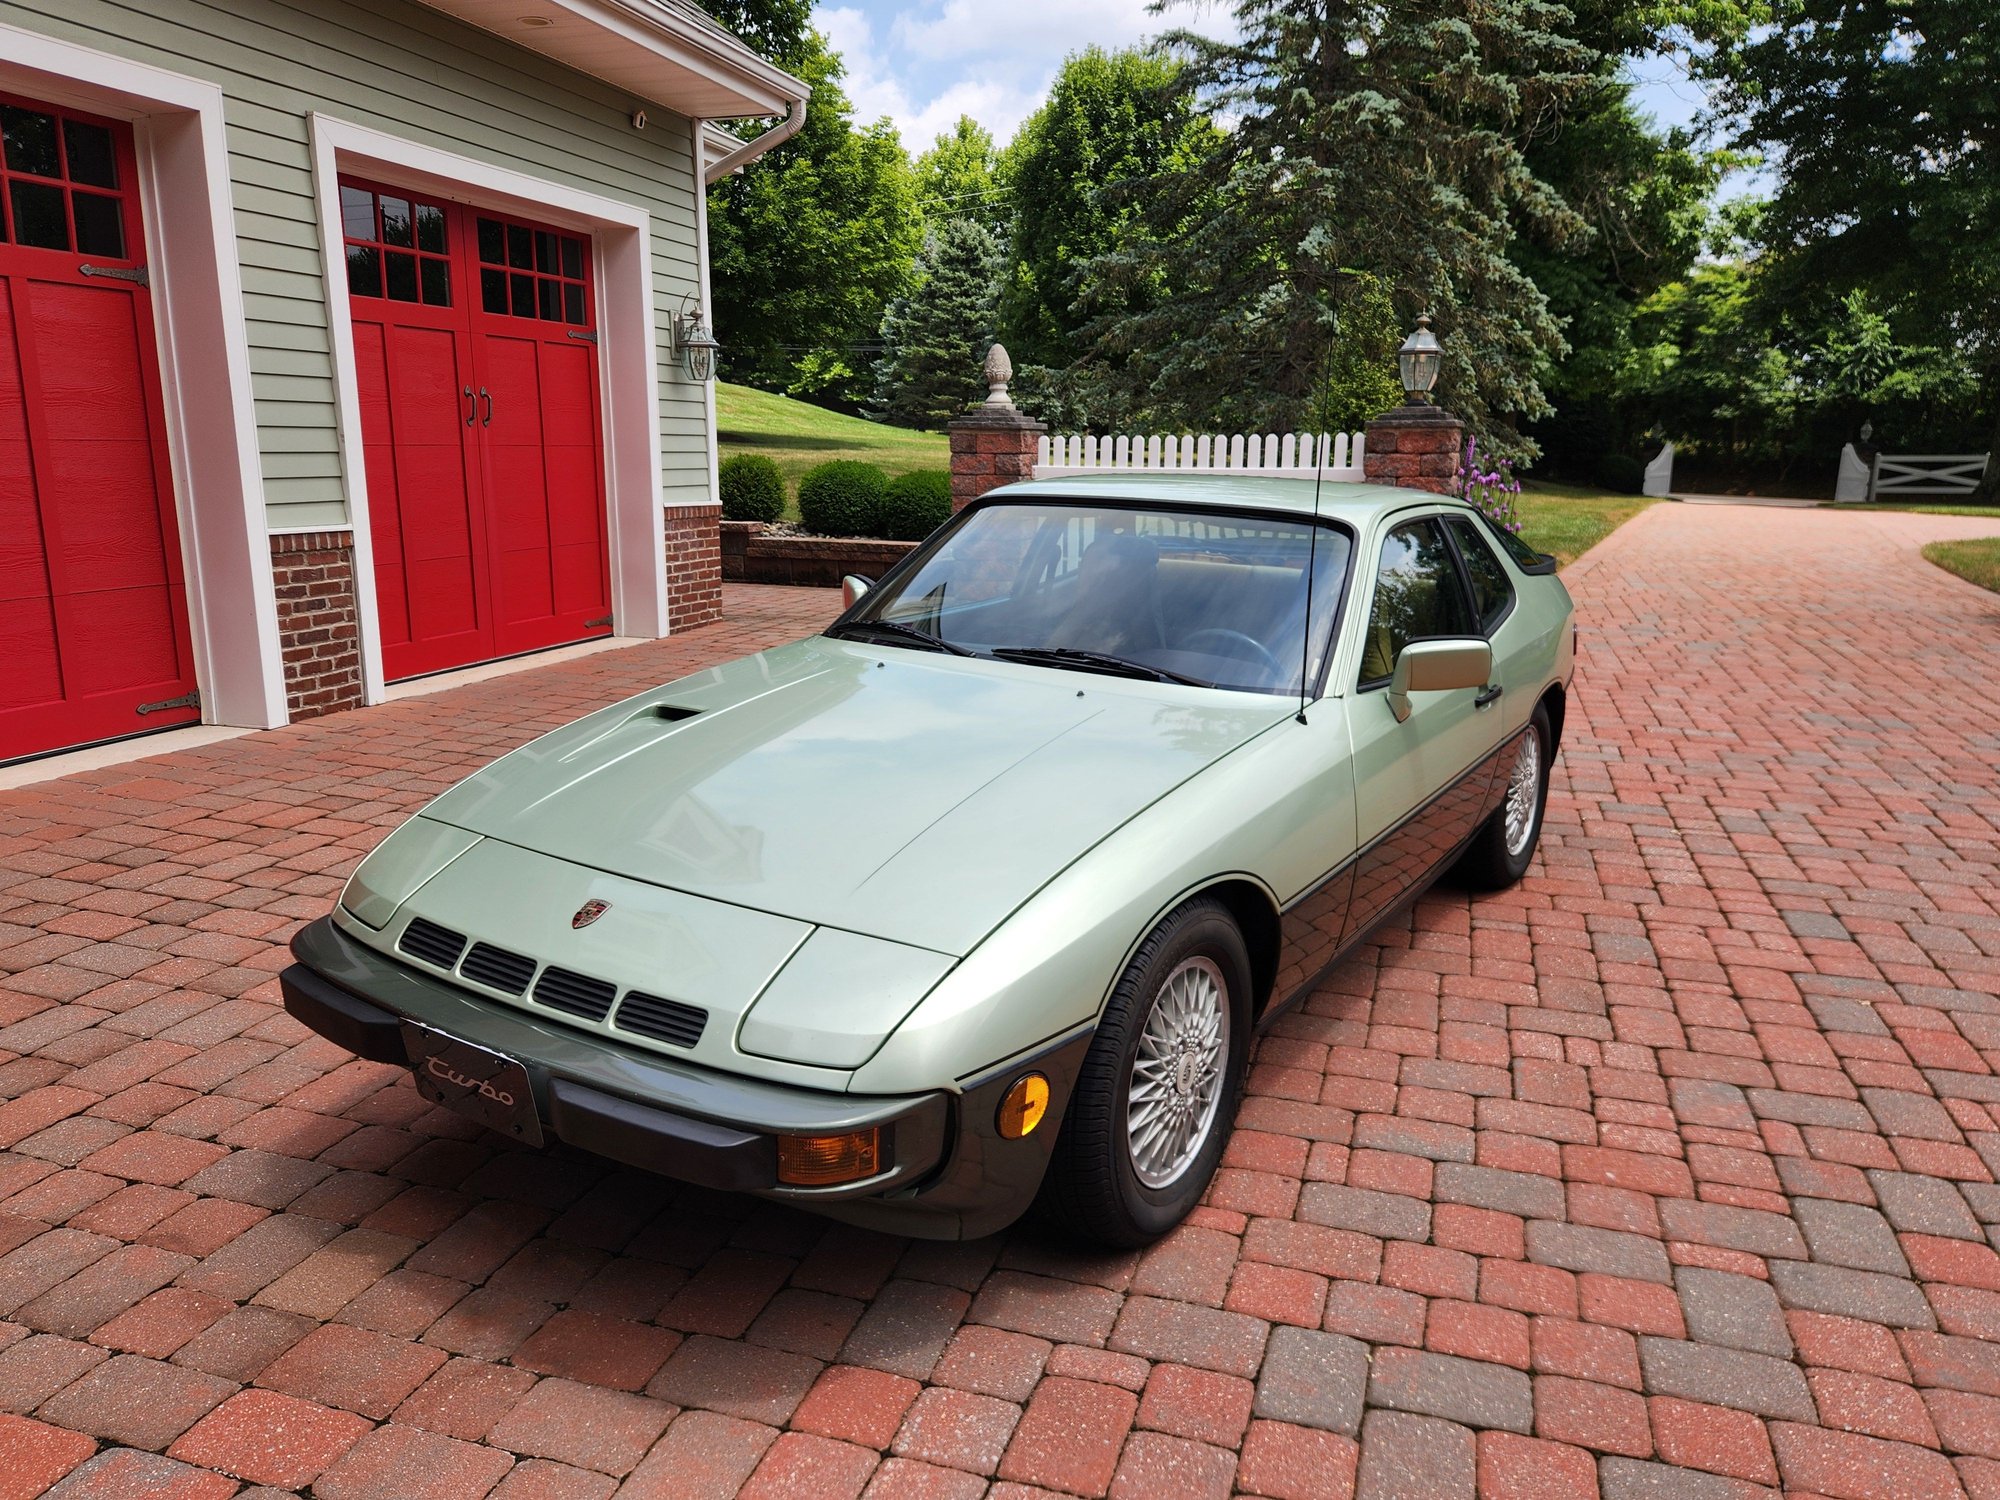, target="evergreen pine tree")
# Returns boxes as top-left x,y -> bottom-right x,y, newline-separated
1076,0 -> 1598,450
871,218 -> 1002,430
